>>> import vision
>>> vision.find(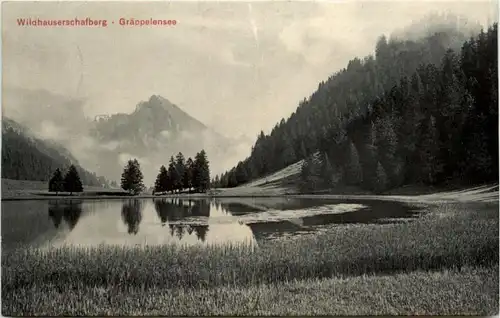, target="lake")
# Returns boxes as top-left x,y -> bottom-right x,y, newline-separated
1,197 -> 422,251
